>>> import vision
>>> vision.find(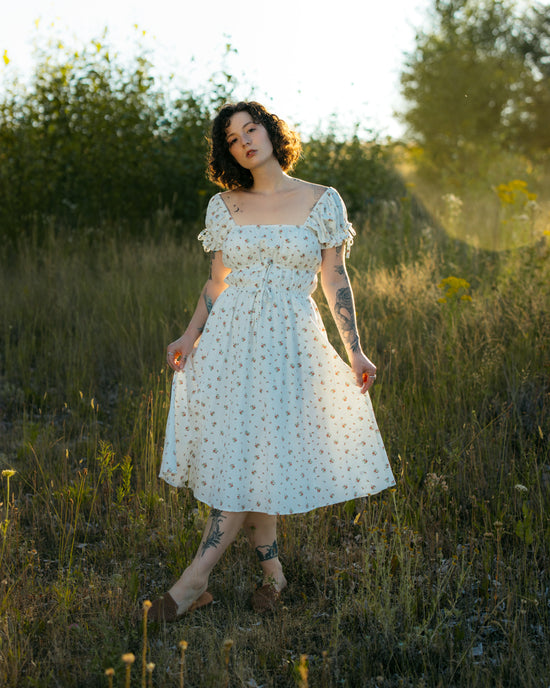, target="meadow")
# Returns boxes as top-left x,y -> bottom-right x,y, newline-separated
0,185 -> 549,687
